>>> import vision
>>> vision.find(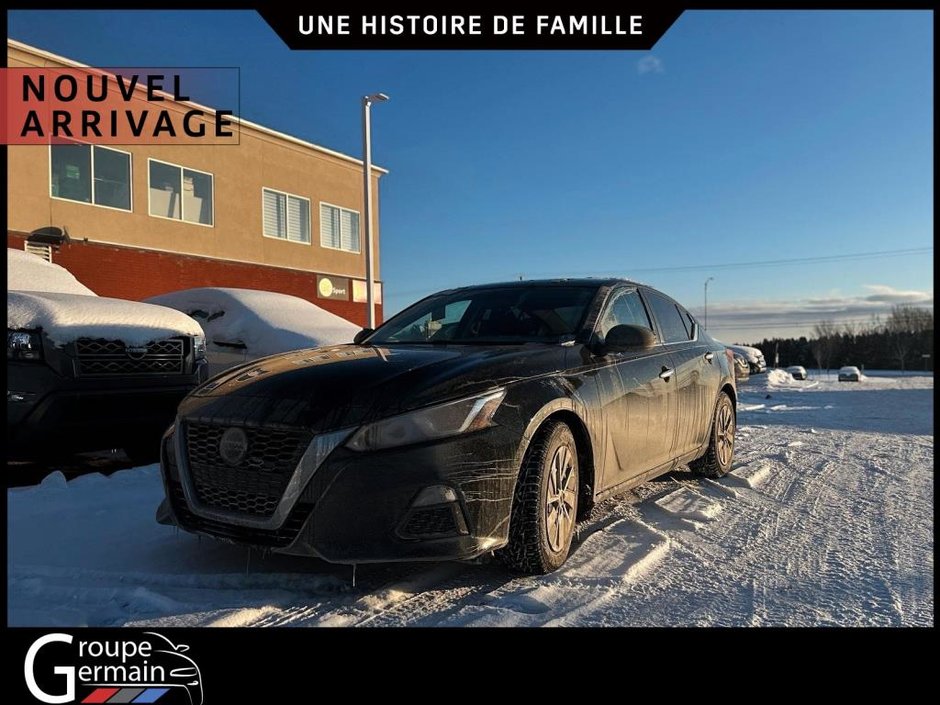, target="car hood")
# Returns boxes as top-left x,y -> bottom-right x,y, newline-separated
179,343 -> 570,432
7,290 -> 203,347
